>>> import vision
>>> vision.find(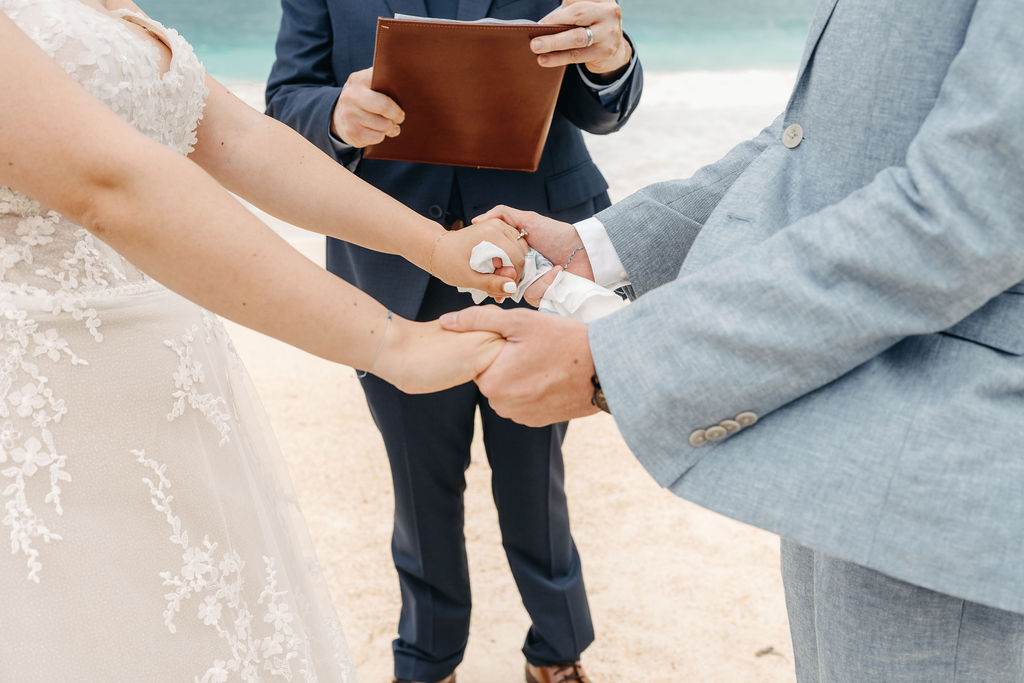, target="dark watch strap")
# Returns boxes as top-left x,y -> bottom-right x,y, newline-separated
591,374 -> 610,414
